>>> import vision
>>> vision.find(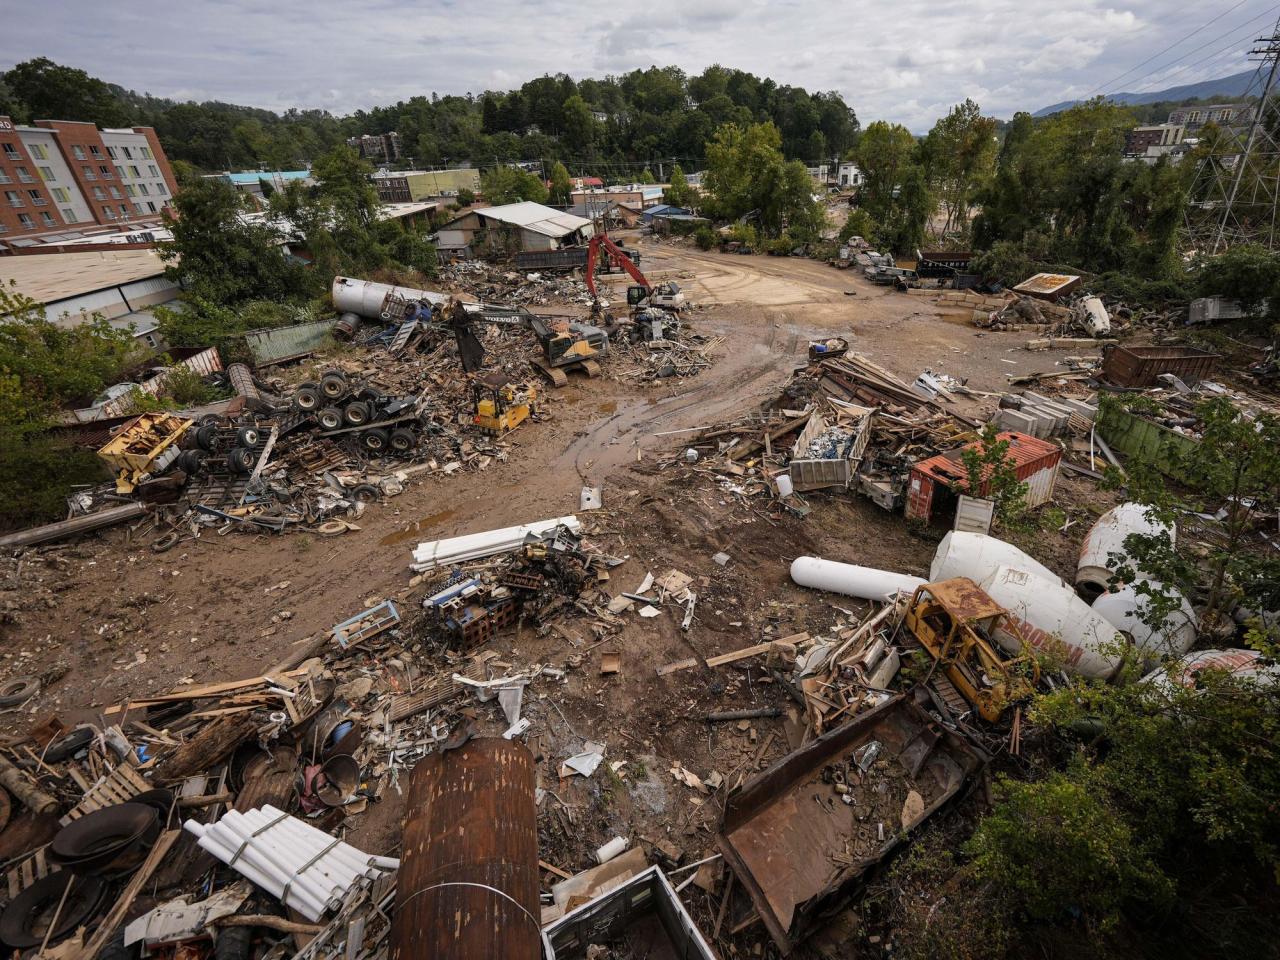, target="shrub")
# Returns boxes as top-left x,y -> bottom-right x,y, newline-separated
694,224 -> 716,250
